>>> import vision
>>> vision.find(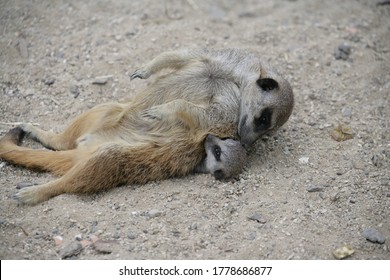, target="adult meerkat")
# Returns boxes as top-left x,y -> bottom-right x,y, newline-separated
0,48 -> 292,205
20,49 -> 293,148
131,48 -> 294,148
